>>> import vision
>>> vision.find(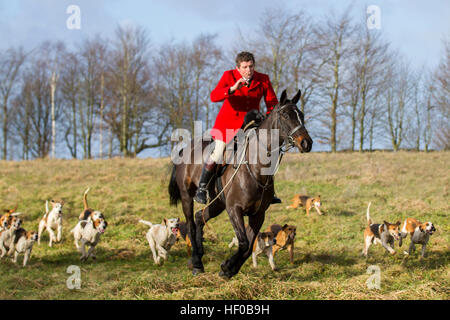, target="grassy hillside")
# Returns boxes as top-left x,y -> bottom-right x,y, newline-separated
0,151 -> 448,300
